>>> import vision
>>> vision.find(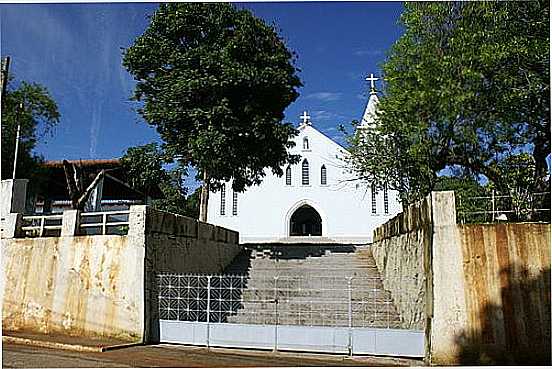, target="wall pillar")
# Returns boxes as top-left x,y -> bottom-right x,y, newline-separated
1,213 -> 23,239
128,205 -> 151,343
428,191 -> 468,364
1,179 -> 28,216
61,210 -> 80,236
